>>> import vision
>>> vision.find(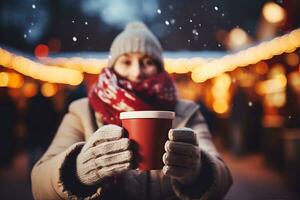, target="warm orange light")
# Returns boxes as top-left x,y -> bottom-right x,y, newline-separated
0,72 -> 9,87
228,28 -> 249,49
0,48 -> 13,67
34,44 -> 49,58
192,28 -> 300,83
41,82 -> 58,97
288,72 -> 300,92
213,73 -> 231,88
265,92 -> 286,107
7,72 -> 24,88
213,100 -> 229,114
23,82 -> 38,98
255,82 -> 266,95
262,2 -> 286,24
269,64 -> 285,78
285,53 -> 299,67
255,61 -> 268,75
